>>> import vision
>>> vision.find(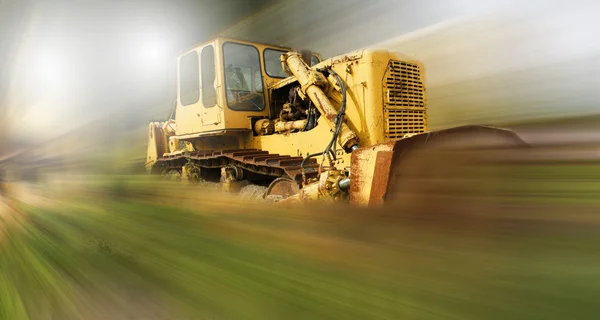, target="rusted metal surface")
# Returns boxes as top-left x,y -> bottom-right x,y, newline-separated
277,169 -> 347,204
268,75 -> 297,90
349,142 -> 396,206
350,125 -> 528,207
311,93 -> 336,123
329,50 -> 364,64
155,148 -> 319,183
317,169 -> 347,201
385,125 -> 528,206
264,177 -> 300,200
284,52 -> 359,150
274,119 -> 308,133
